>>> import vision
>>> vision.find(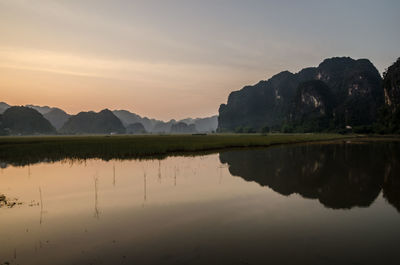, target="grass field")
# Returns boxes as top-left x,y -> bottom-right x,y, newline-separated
0,133 -> 359,166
